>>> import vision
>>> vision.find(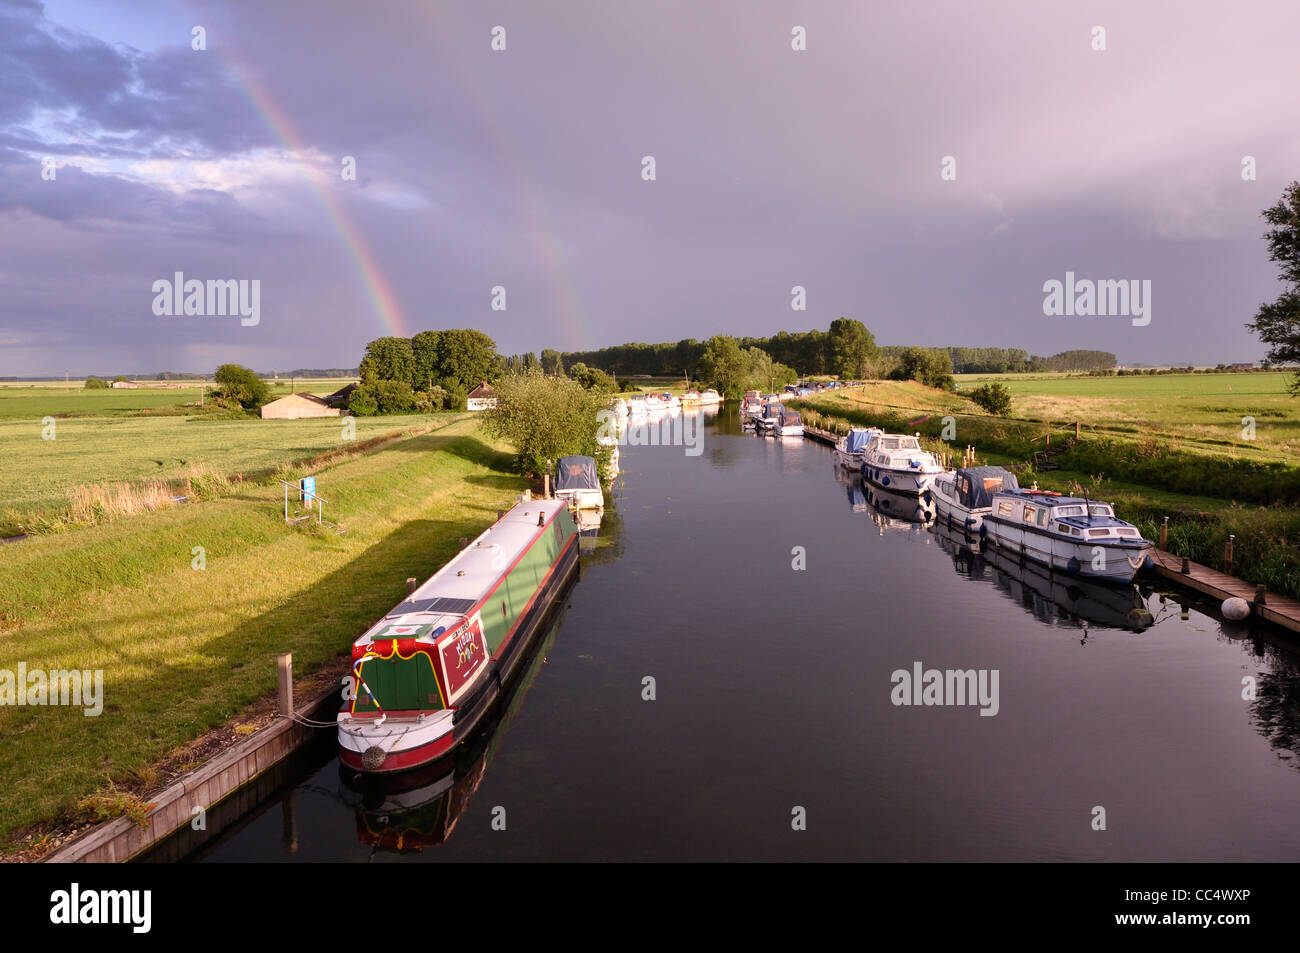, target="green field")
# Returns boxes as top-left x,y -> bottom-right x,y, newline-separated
956,371 -> 1298,459
0,416 -> 527,851
0,380 -> 407,536
0,379 -> 352,420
